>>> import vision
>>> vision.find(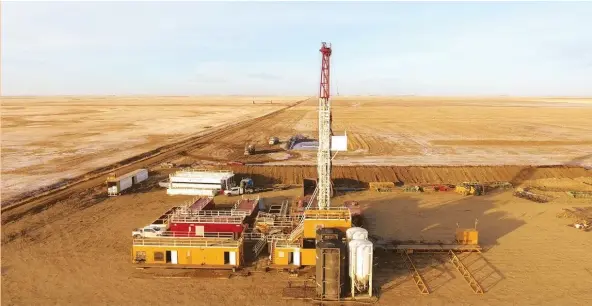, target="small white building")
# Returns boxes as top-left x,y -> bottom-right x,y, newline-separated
106,169 -> 149,196
166,169 -> 235,196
